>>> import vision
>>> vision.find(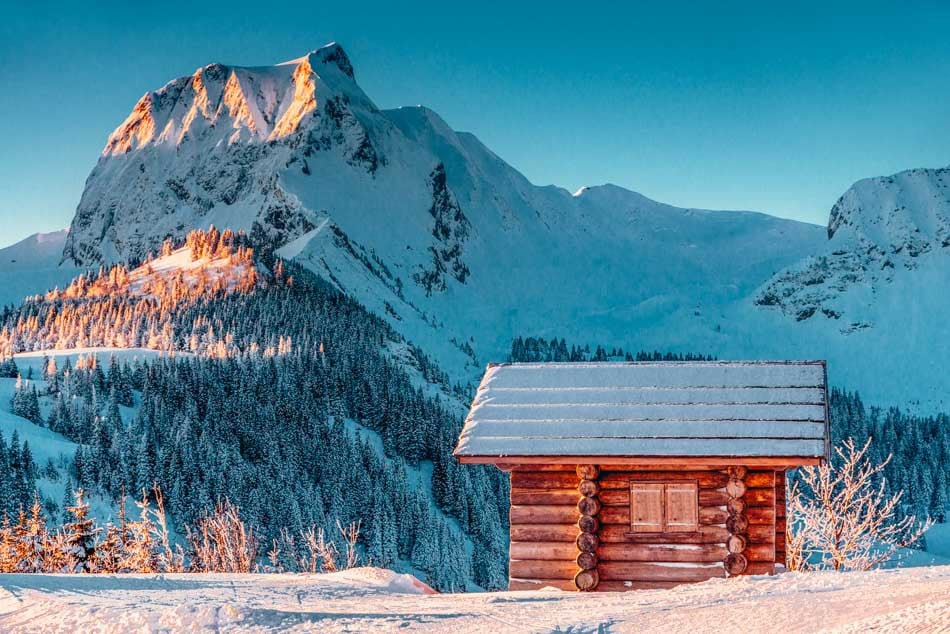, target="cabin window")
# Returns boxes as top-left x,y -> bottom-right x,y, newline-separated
629,481 -> 698,534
